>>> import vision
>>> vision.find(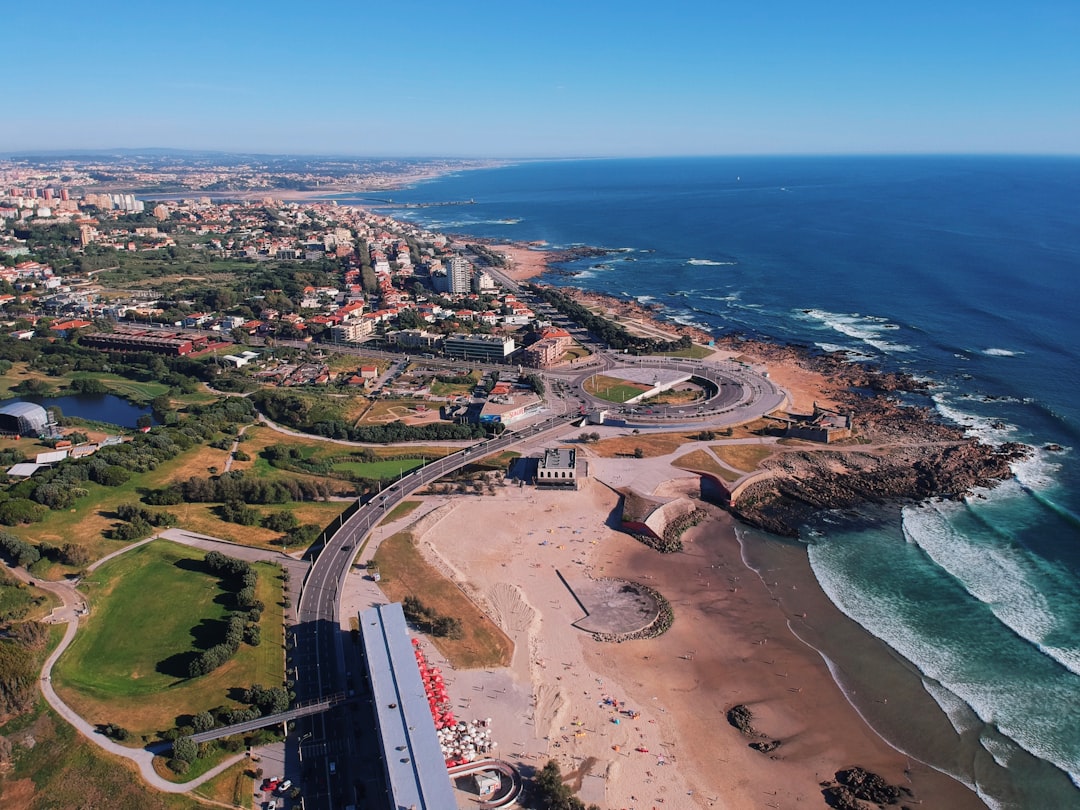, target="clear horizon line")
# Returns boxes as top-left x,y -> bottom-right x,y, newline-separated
1,148 -> 1078,161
